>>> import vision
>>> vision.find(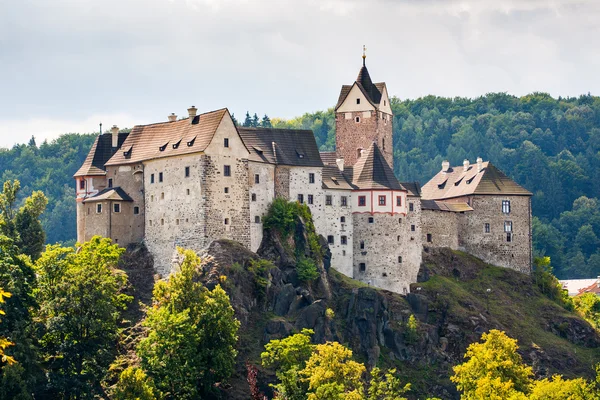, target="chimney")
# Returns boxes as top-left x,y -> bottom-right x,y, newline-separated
111,125 -> 119,148
336,158 -> 344,172
188,106 -> 197,119
168,113 -> 177,122
477,157 -> 483,172
463,159 -> 470,172
442,160 -> 450,172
